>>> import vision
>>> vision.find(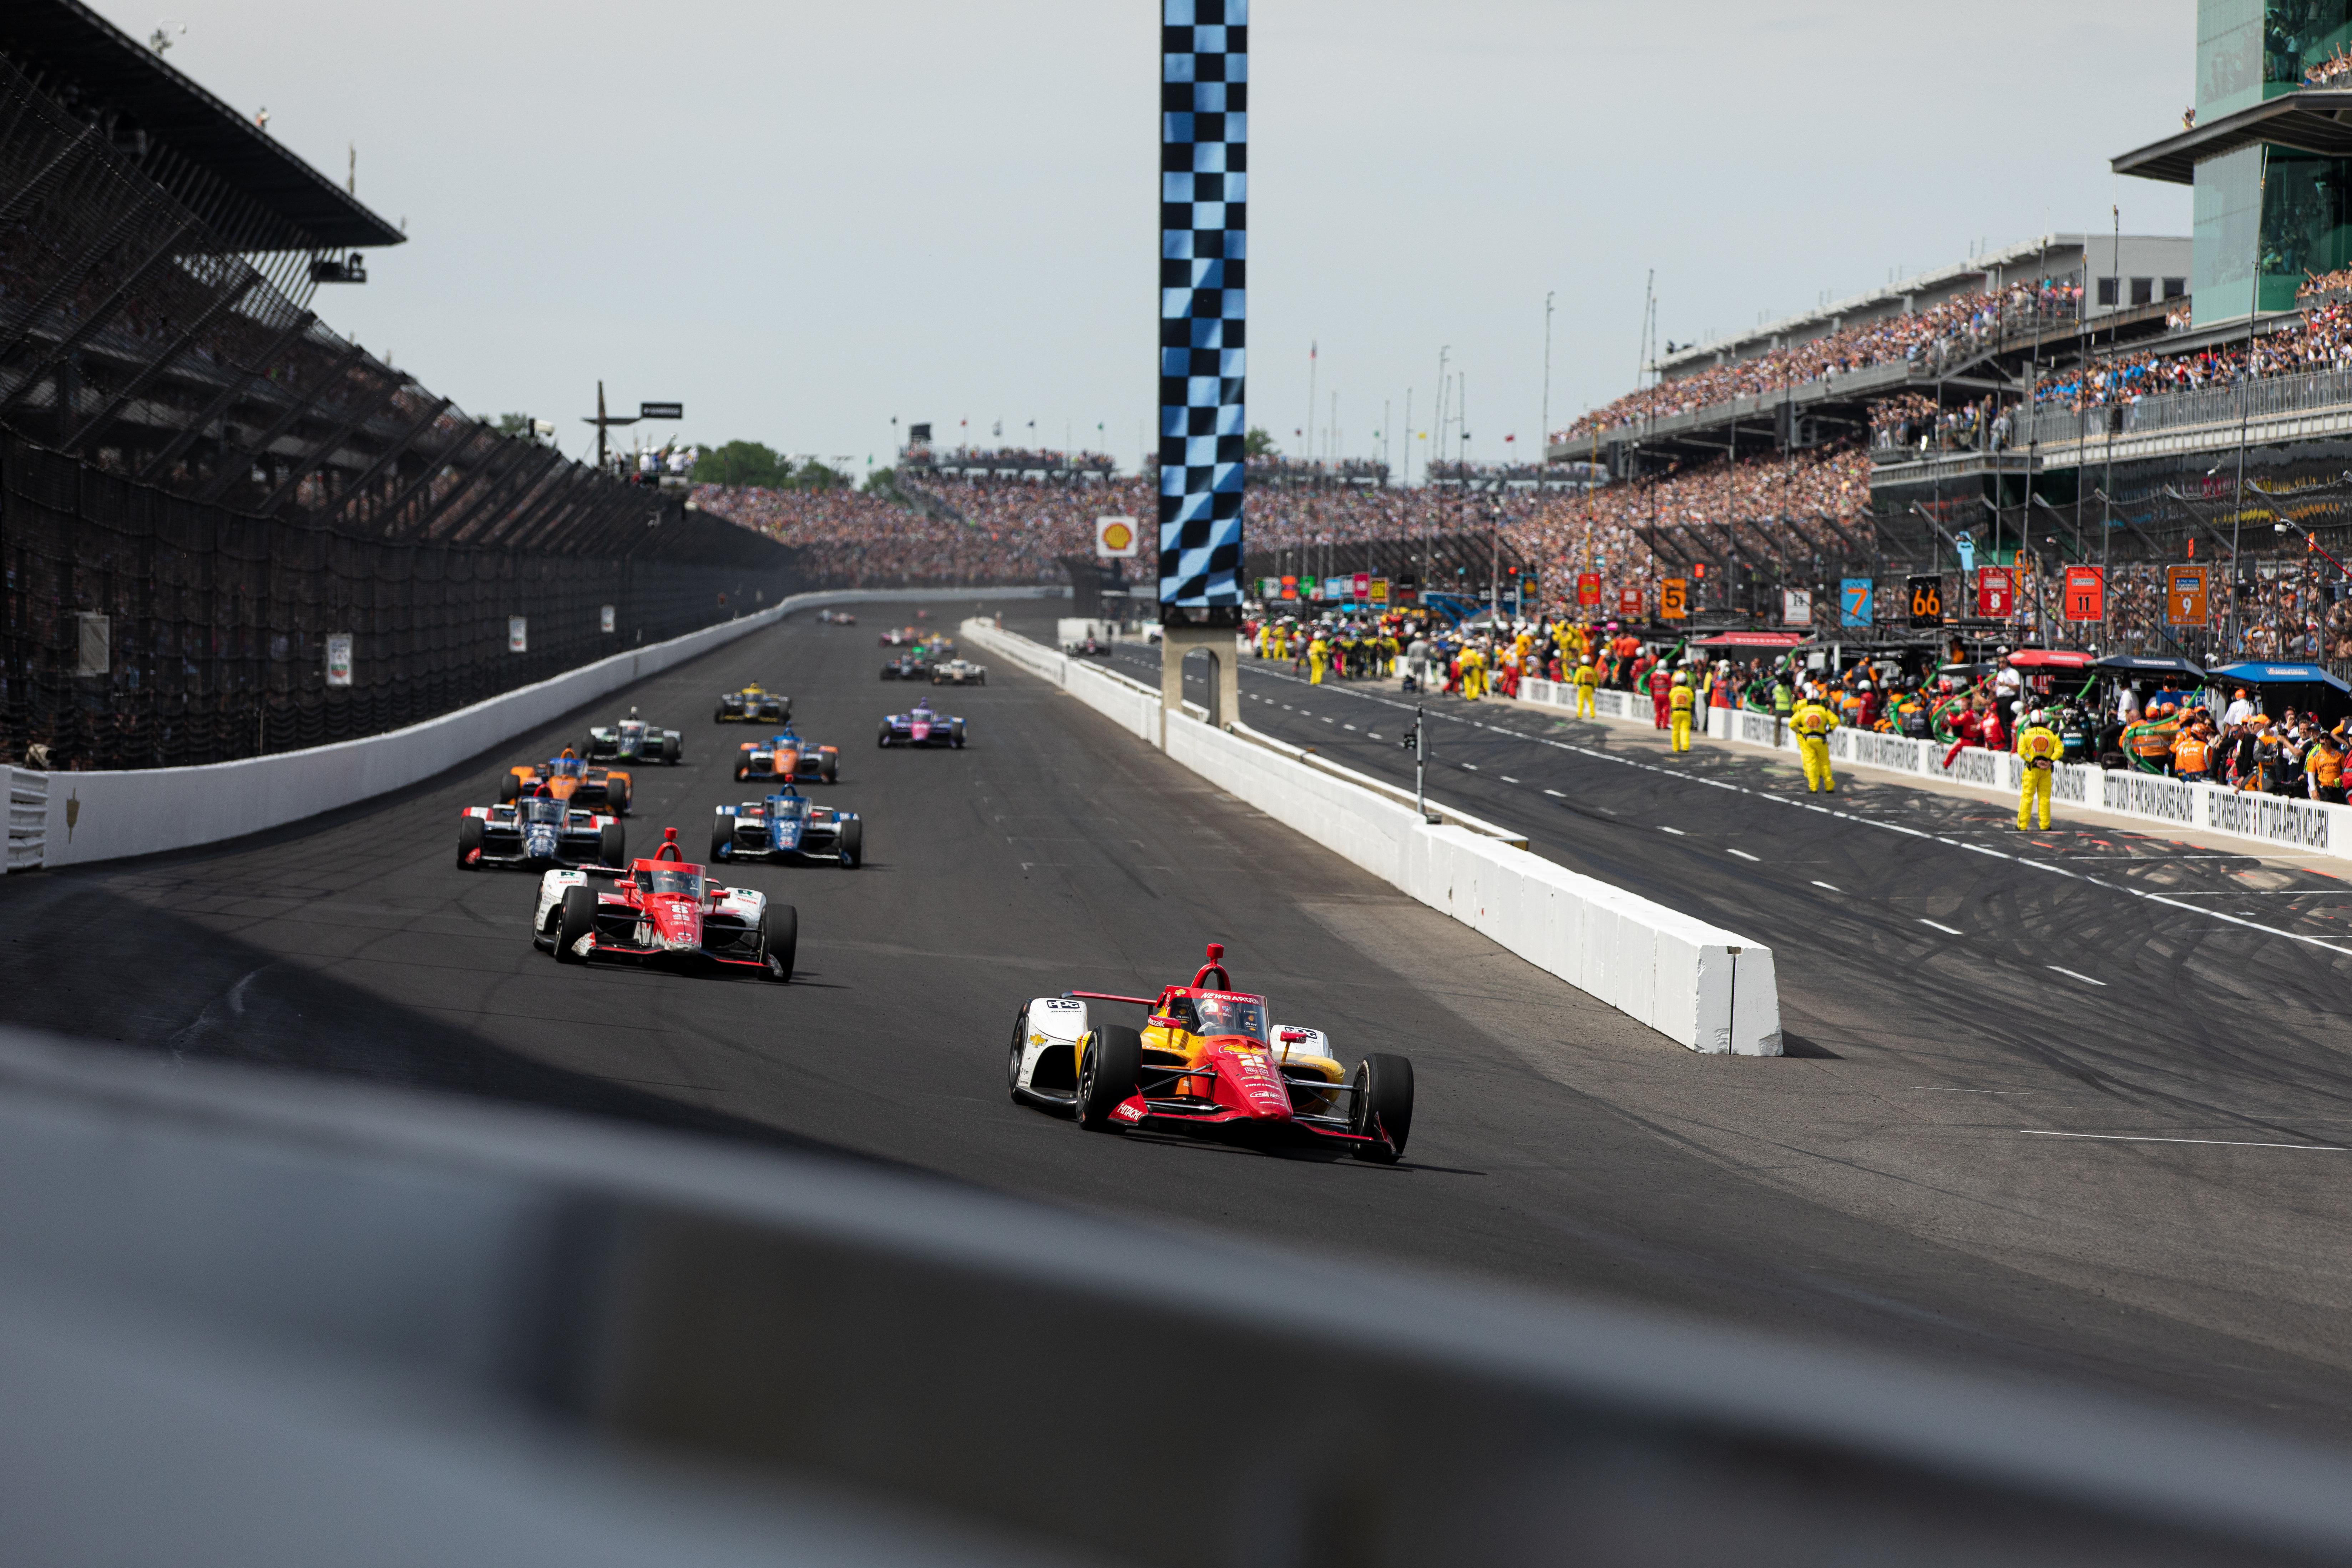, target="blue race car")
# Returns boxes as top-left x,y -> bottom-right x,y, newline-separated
710,785 -> 864,869
458,795 -> 624,871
